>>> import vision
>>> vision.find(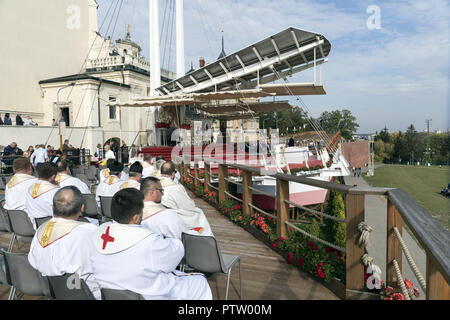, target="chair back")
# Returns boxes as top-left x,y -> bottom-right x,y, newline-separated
85,169 -> 97,181
47,273 -> 96,300
7,210 -> 36,237
0,254 -> 7,285
0,178 -> 5,190
72,167 -> 85,175
101,288 -> 144,300
99,196 -> 113,219
0,200 -> 11,232
181,233 -> 226,274
75,173 -> 90,186
1,250 -> 51,297
82,194 -> 100,218
35,216 -> 52,229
